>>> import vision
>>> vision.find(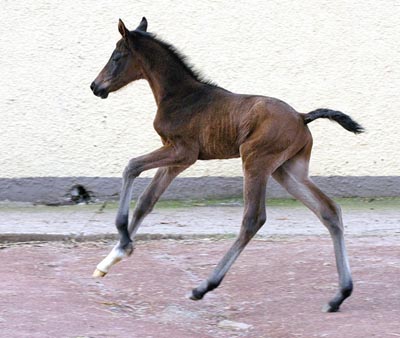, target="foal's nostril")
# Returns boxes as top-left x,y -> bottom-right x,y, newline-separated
90,81 -> 96,91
